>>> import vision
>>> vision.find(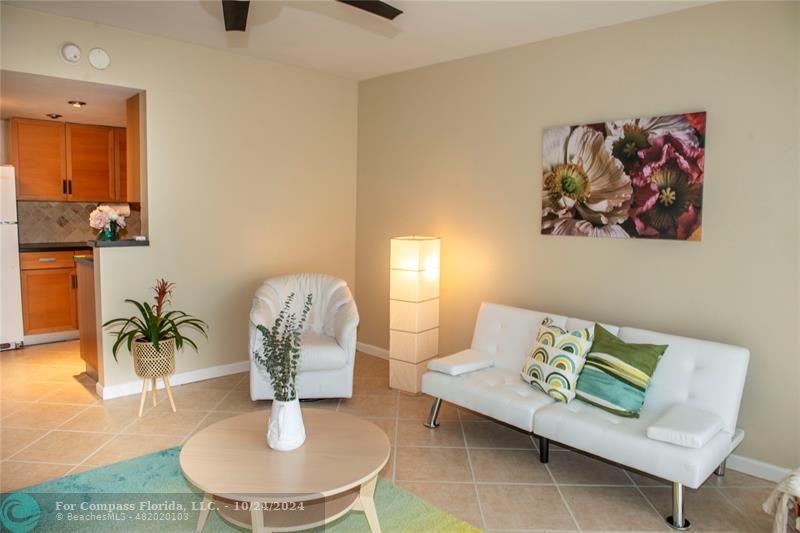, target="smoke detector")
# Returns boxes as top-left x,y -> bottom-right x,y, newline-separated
59,43 -> 81,64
